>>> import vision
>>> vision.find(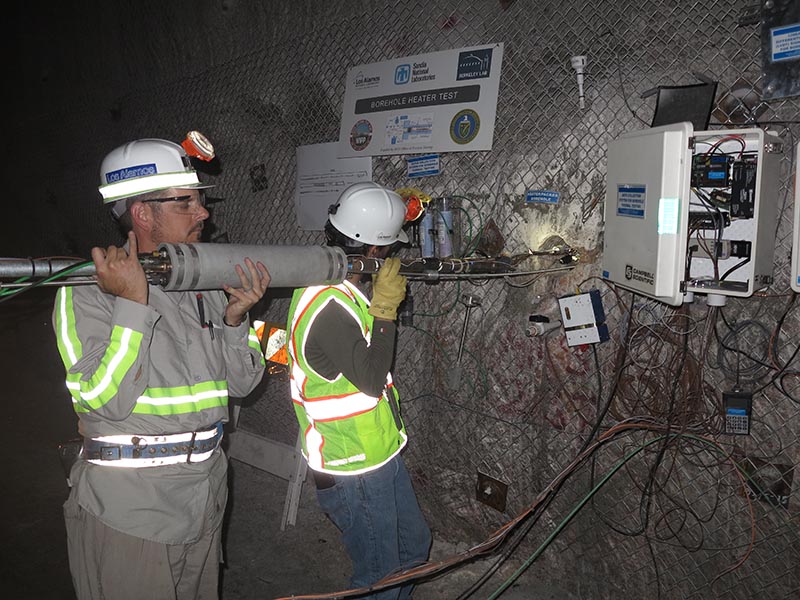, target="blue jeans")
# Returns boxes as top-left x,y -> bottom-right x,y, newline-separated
315,455 -> 432,599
